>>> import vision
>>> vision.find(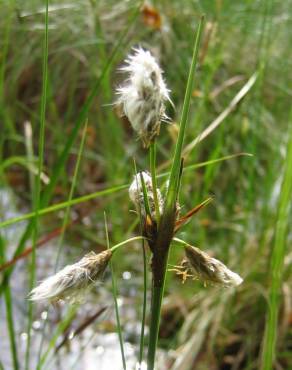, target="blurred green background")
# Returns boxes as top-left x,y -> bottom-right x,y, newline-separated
0,0 -> 291,369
